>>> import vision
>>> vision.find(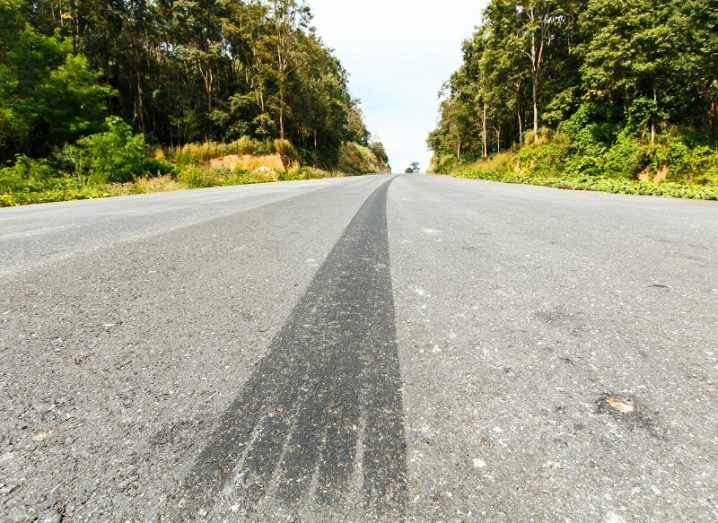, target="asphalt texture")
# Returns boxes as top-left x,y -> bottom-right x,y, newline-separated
1,174 -> 717,522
